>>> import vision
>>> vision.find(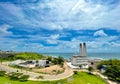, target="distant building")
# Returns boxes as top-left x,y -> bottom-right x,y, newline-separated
71,42 -> 89,68
10,60 -> 49,68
